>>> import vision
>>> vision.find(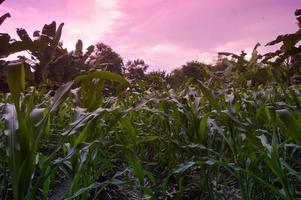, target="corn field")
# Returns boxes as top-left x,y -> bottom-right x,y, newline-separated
1,3 -> 301,200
